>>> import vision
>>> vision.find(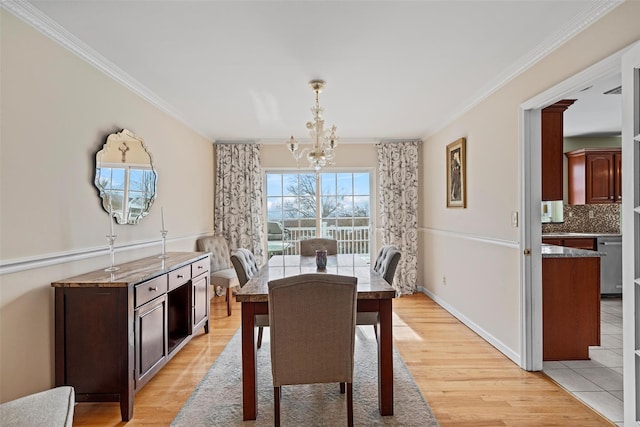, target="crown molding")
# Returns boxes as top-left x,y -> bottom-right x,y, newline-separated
1,0 -> 211,141
2,0 -> 621,144
424,0 -> 623,140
